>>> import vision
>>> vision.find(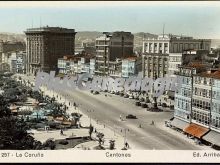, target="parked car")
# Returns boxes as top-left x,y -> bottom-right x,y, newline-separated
135,101 -> 141,106
124,94 -> 129,98
141,102 -> 148,108
129,95 -> 134,99
139,98 -> 144,102
126,114 -> 137,119
162,103 -> 167,107
110,91 -> 115,94
93,91 -> 100,95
